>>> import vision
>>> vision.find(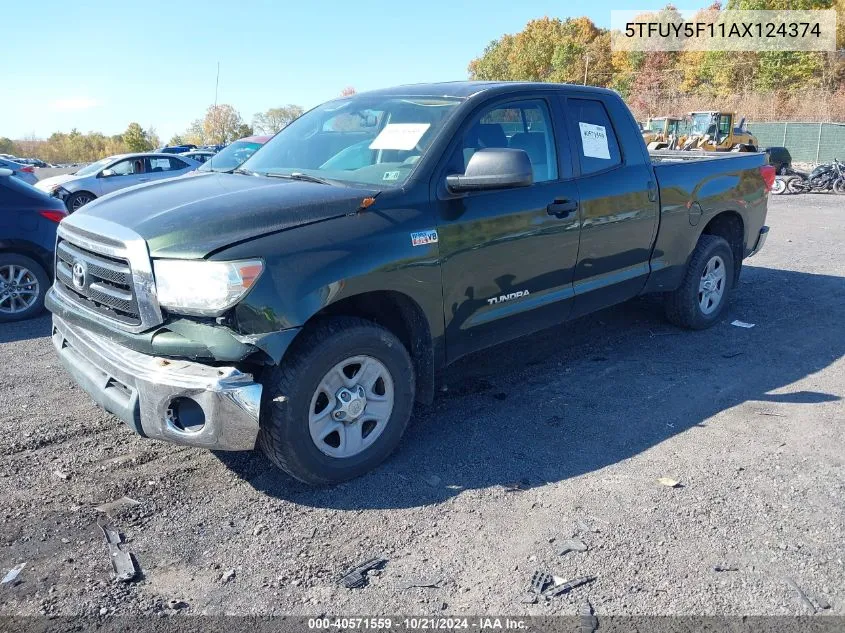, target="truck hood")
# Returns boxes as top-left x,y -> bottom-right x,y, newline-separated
70,172 -> 378,259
